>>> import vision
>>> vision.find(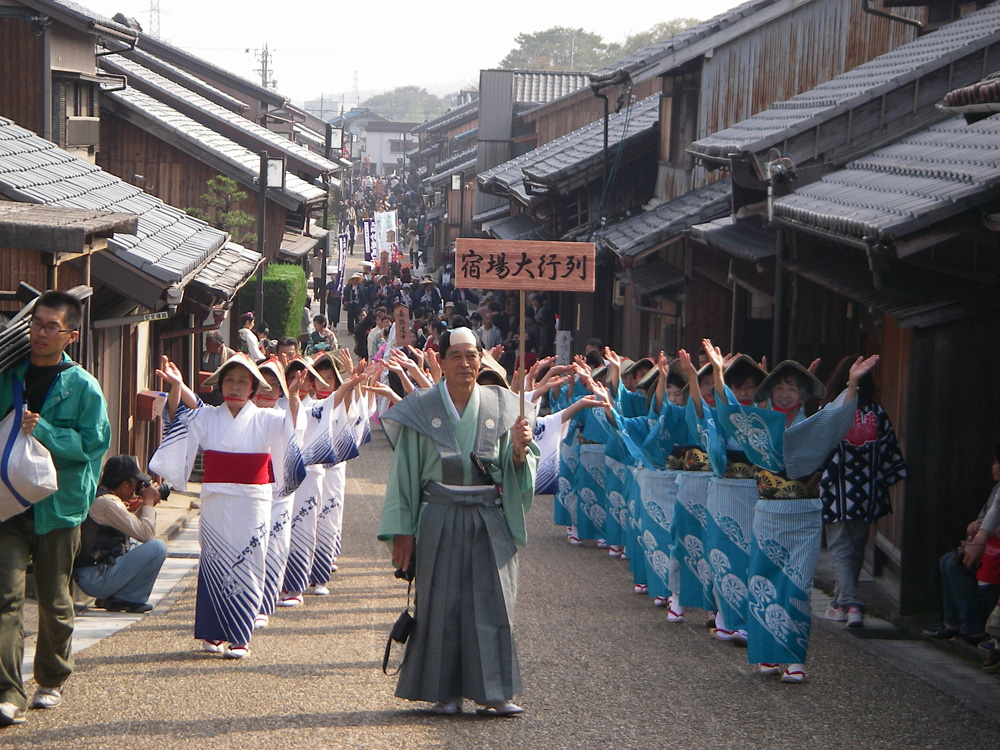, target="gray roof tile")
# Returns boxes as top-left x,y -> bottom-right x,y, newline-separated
479,94 -> 660,195
0,115 -> 259,294
773,114 -> 1000,245
689,2 -> 1000,162
105,86 -> 324,207
597,179 -> 732,258
100,55 -> 339,177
